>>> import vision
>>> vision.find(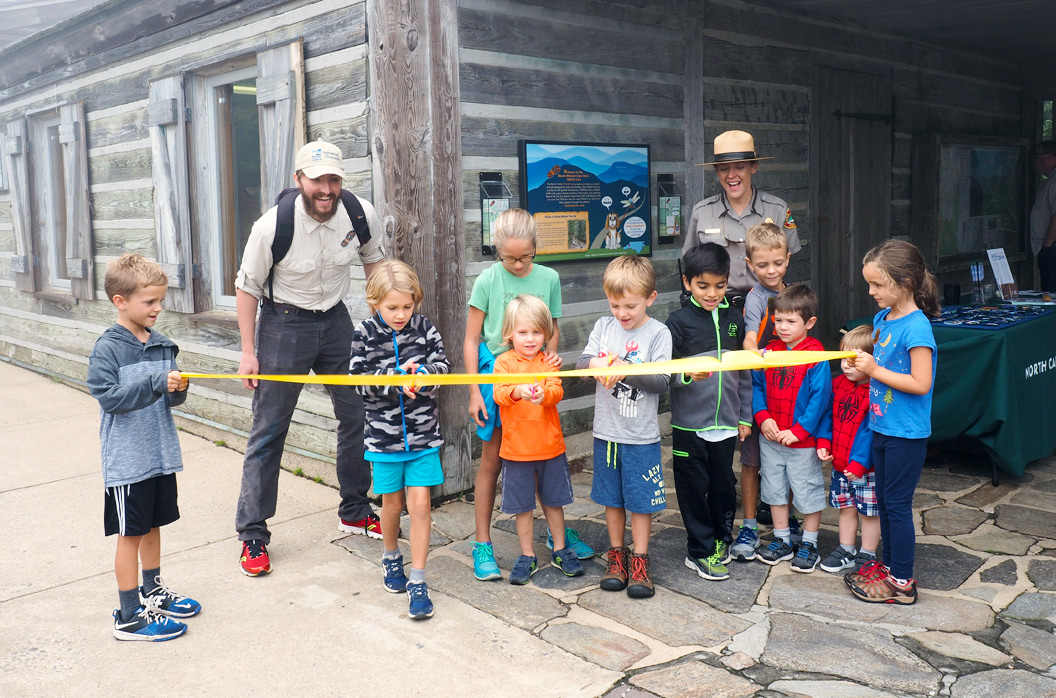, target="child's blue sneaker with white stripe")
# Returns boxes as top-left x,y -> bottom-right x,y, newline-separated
140,576 -> 201,618
113,596 -> 187,642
